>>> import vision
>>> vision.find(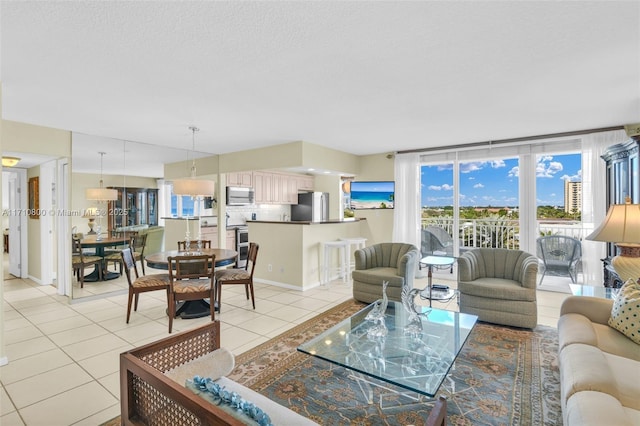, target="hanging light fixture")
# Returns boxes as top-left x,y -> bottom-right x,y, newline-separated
173,126 -> 215,197
173,126 -> 215,252
85,152 -> 118,201
2,156 -> 21,167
